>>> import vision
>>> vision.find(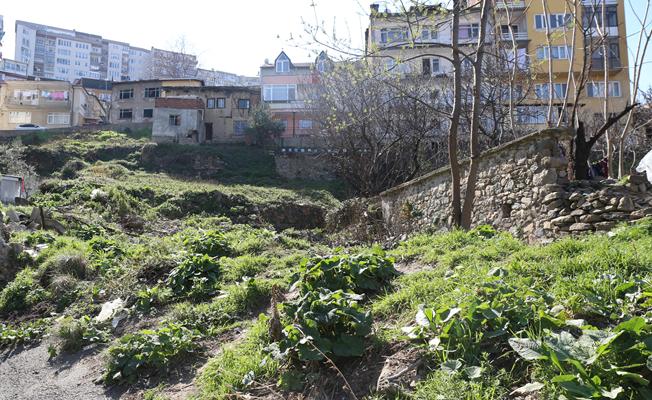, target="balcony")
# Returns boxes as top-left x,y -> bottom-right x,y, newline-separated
500,31 -> 529,41
495,1 -> 527,9
266,100 -> 306,111
581,0 -> 617,5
